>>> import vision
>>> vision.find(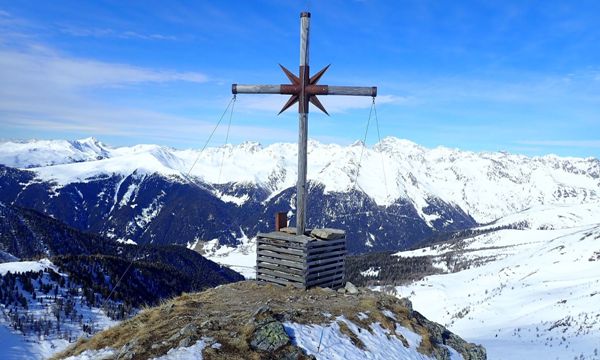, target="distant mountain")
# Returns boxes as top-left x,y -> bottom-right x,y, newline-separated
0,137 -> 111,168
1,137 -> 598,253
0,200 -> 244,307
